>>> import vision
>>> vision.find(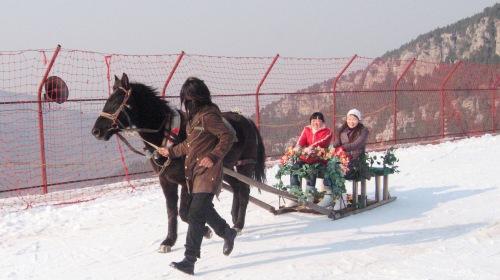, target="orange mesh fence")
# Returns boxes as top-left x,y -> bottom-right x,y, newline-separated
0,47 -> 498,210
